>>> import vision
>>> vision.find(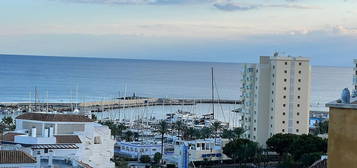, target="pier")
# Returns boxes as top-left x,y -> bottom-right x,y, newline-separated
0,98 -> 242,113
